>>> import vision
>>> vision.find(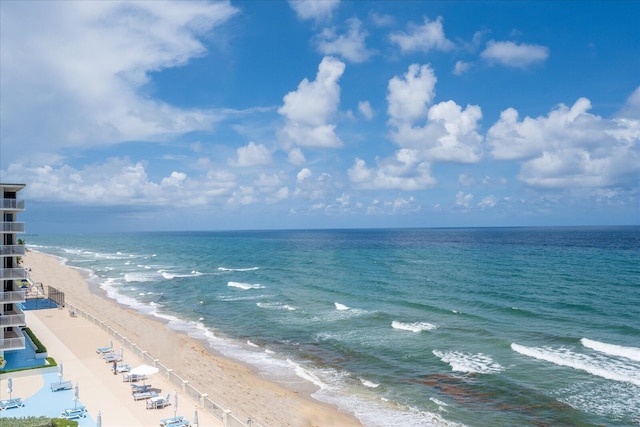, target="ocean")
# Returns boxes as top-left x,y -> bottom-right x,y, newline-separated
25,227 -> 640,426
